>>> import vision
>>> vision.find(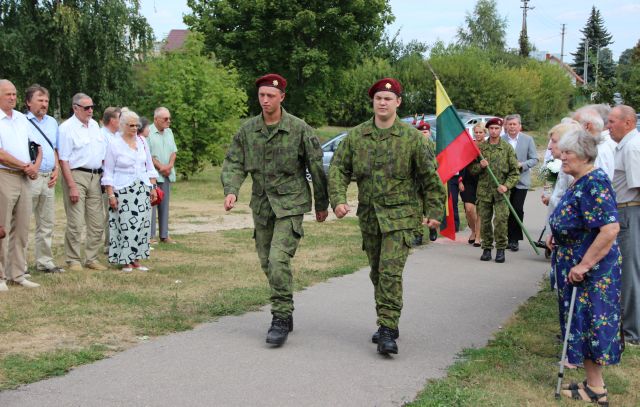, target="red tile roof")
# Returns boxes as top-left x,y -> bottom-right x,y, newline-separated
164,29 -> 189,52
